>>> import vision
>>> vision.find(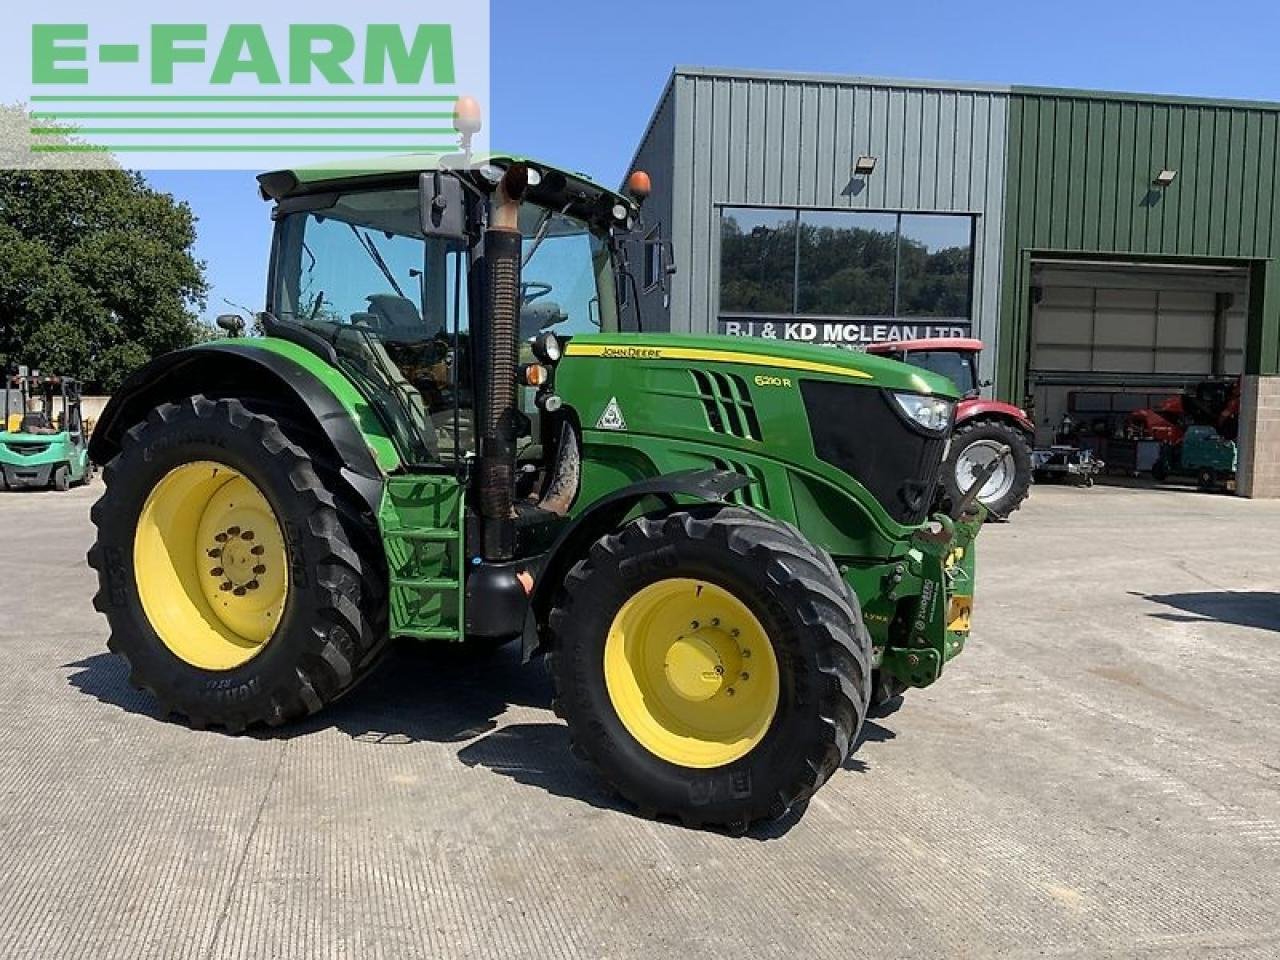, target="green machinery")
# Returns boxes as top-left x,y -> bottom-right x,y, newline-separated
1153,425 -> 1238,492
1,370 -> 92,491
87,151 -> 986,830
